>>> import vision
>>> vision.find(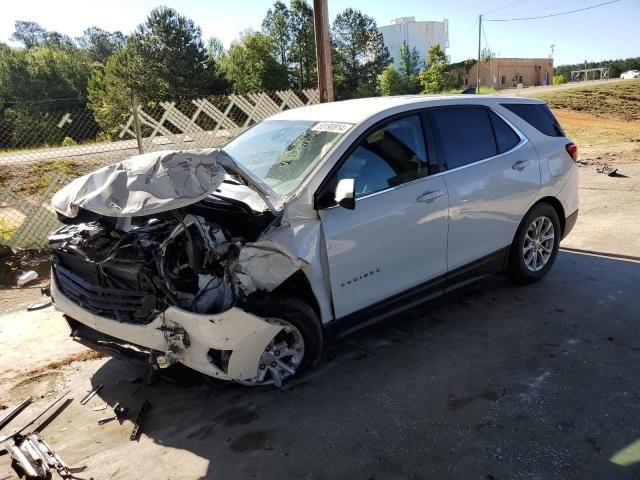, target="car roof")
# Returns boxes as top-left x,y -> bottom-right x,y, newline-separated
269,94 -> 545,124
